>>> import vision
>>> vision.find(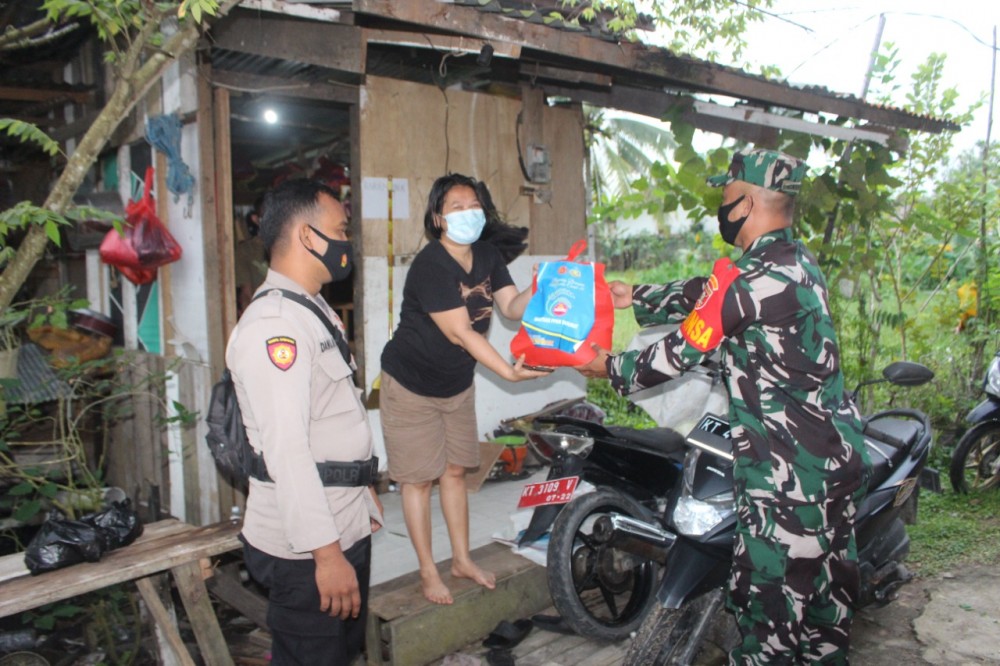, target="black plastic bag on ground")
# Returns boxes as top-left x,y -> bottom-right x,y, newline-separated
24,500 -> 144,575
